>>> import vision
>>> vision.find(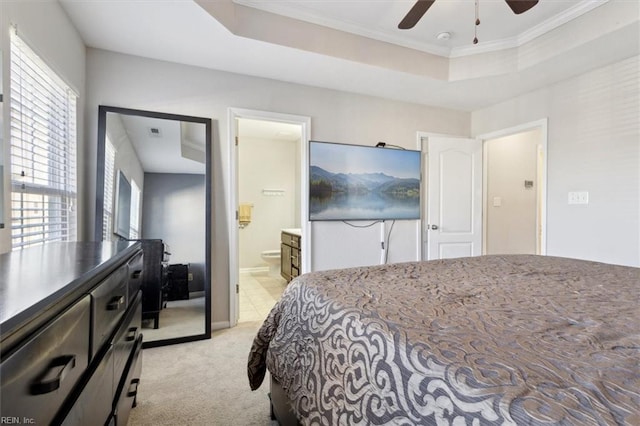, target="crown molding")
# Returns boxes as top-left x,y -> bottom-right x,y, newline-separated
234,0 -> 611,59
232,0 -> 450,57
